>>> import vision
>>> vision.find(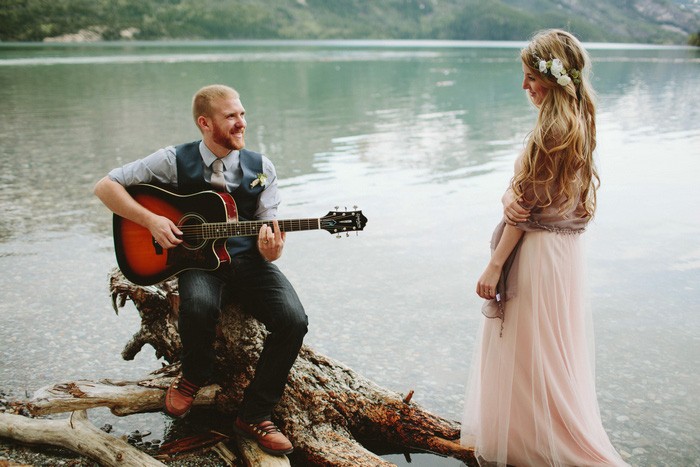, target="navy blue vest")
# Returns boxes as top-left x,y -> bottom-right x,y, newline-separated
175,141 -> 264,260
